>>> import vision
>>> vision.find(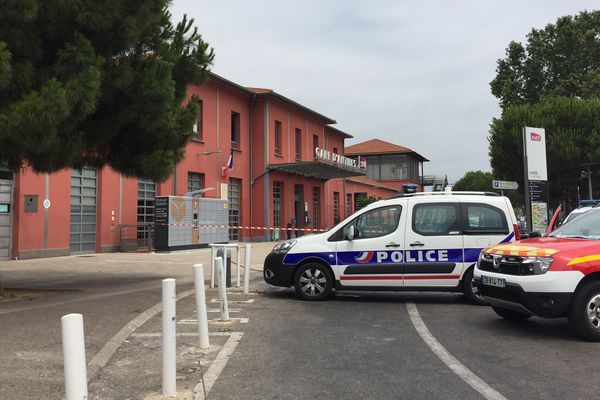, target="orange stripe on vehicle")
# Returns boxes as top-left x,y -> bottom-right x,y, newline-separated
487,246 -> 558,258
567,254 -> 600,266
